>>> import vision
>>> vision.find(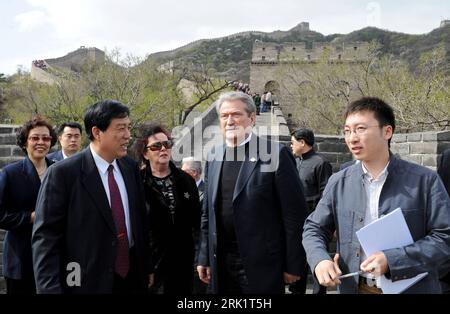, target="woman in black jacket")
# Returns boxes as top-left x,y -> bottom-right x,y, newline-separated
133,122 -> 201,294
